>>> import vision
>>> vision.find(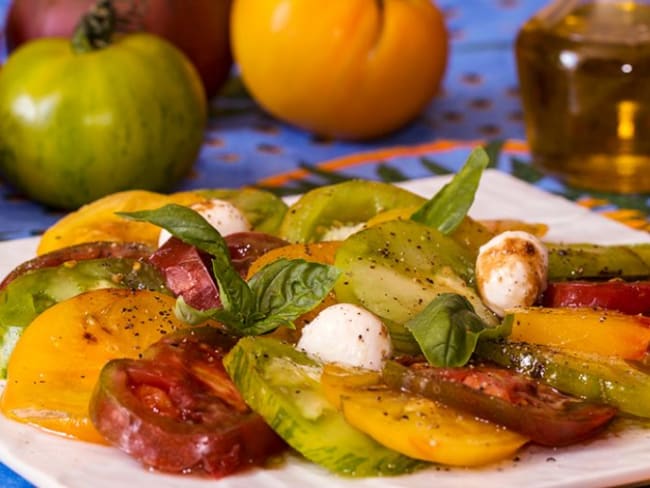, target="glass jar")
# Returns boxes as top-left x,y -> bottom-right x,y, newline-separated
516,0 -> 650,193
